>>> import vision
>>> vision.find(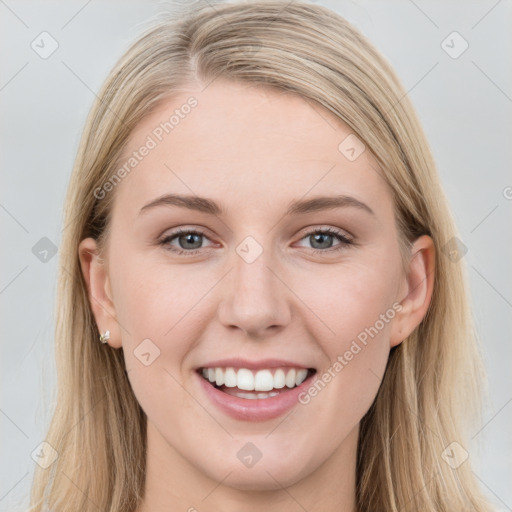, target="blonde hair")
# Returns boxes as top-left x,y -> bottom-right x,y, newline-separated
28,1 -> 494,511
